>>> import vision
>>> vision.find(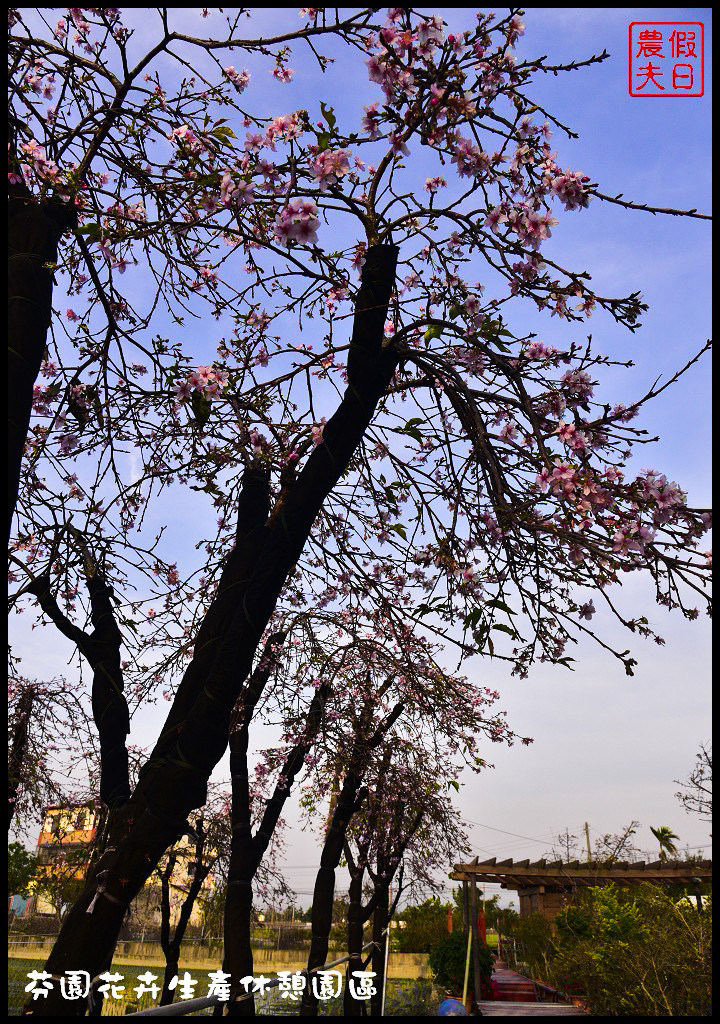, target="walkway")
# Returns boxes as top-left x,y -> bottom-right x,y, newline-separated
478,961 -> 587,1015
478,1004 -> 587,1015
